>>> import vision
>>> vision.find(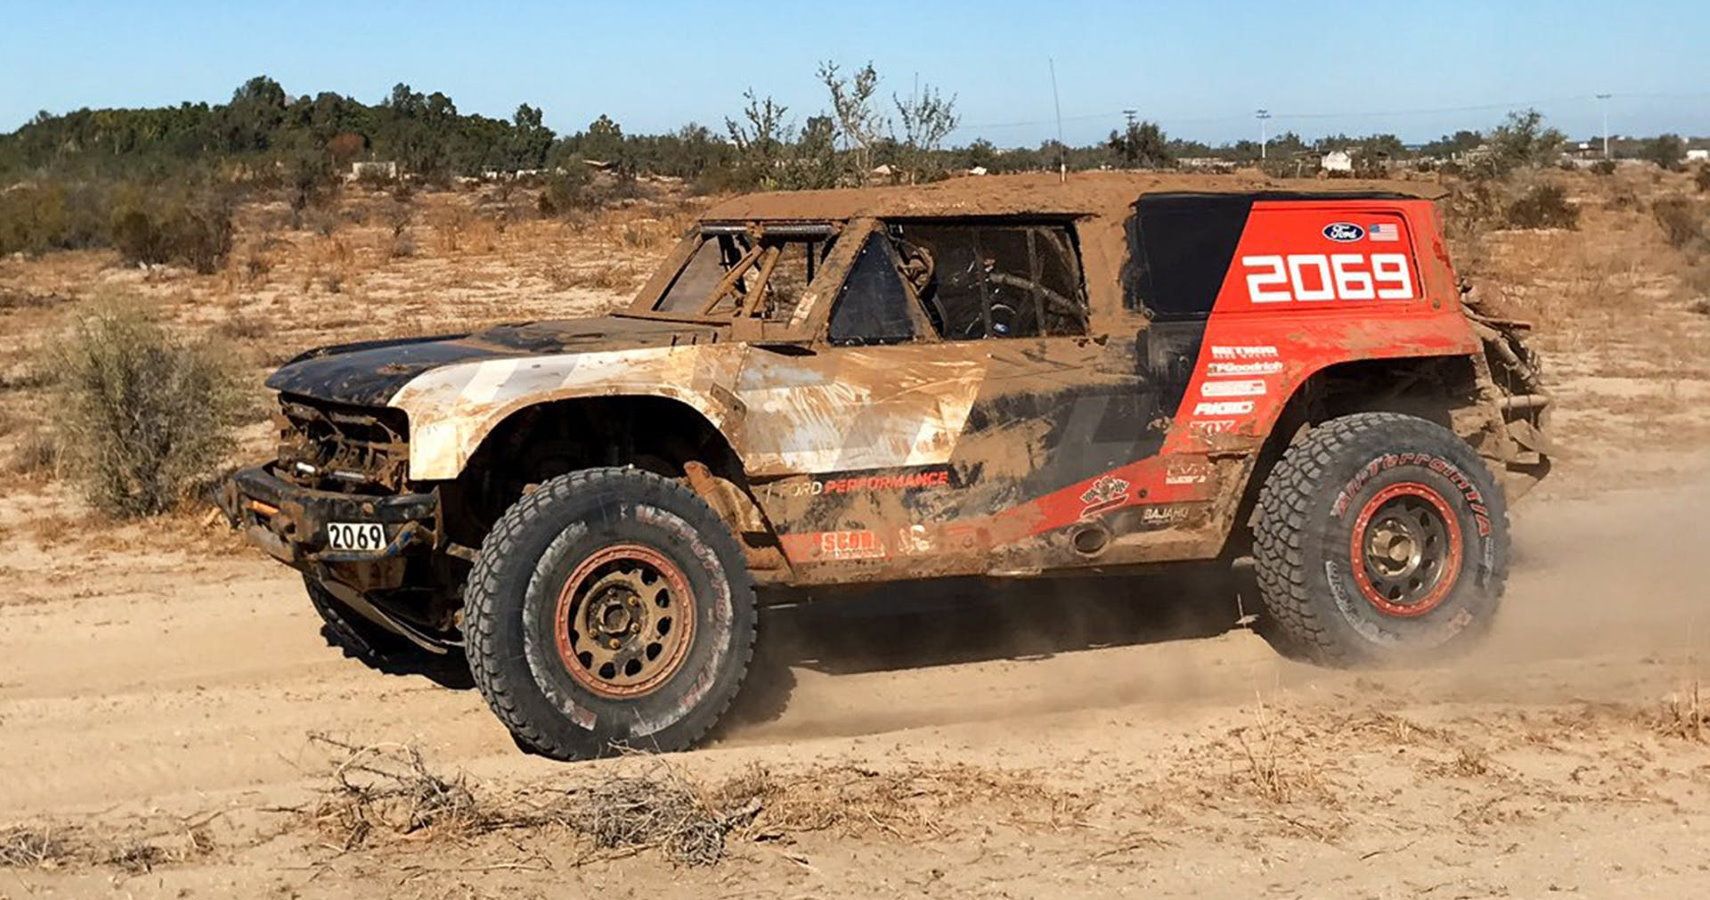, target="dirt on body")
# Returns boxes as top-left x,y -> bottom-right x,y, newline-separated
2,168 -> 1708,897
